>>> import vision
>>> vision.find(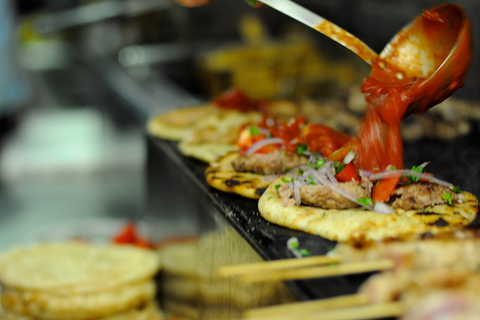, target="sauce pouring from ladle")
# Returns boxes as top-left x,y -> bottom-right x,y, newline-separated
259,1 -> 473,172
